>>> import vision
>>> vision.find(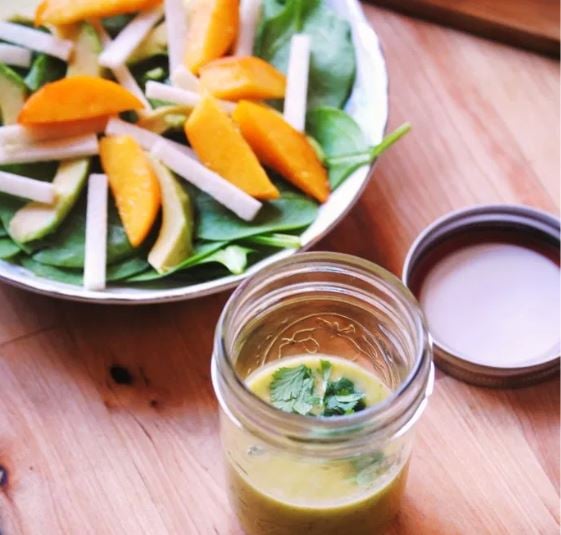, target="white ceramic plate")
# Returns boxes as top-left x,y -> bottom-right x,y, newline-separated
0,0 -> 389,304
